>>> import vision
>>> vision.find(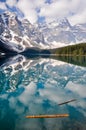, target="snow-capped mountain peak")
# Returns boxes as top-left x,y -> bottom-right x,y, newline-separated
0,11 -> 45,52
39,18 -> 86,48
0,11 -> 86,53
58,18 -> 71,26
